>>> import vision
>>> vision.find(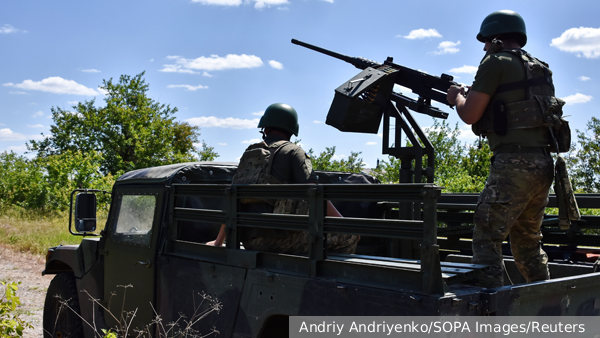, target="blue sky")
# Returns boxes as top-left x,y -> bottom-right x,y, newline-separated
1,0 -> 599,169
